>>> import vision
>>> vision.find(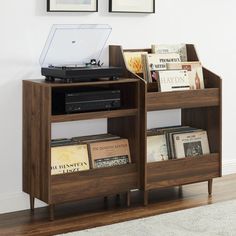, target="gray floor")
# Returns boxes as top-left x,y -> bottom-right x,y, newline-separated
59,199 -> 236,236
